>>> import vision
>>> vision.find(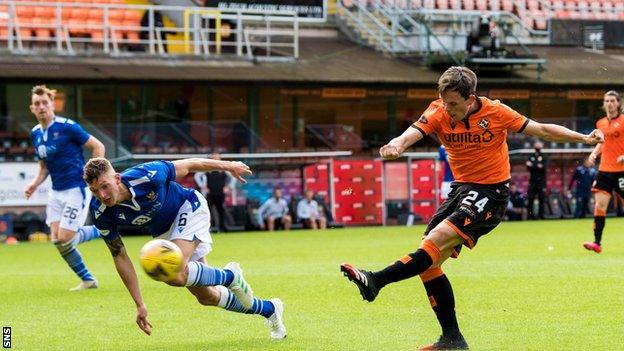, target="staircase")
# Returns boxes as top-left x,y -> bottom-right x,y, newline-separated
335,0 -> 465,64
